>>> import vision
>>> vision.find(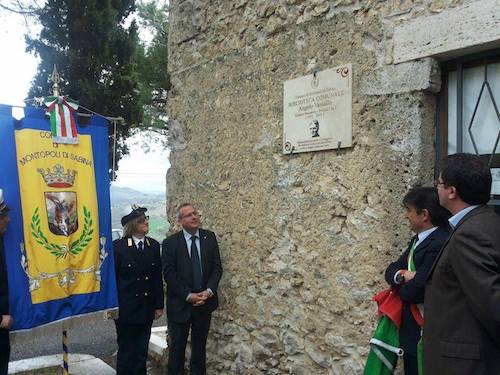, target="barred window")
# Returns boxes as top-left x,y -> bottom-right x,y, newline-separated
437,50 -> 500,207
